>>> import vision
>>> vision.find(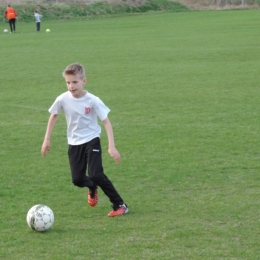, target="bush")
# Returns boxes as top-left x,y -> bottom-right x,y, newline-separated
0,0 -> 189,22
